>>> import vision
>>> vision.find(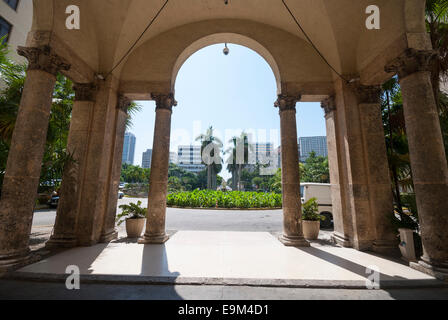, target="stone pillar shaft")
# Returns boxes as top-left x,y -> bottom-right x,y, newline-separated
0,46 -> 69,268
386,49 -> 448,274
275,95 -> 309,247
353,85 -> 398,255
140,94 -> 176,244
47,83 -> 97,248
75,78 -> 119,245
100,95 -> 131,242
322,97 -> 352,247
